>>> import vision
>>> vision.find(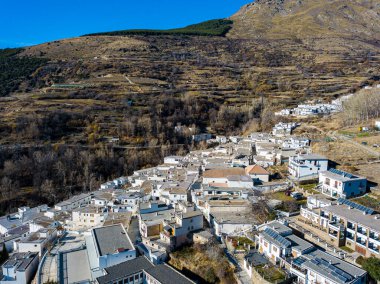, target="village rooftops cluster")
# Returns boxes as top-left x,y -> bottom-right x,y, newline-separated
0,120 -> 377,284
